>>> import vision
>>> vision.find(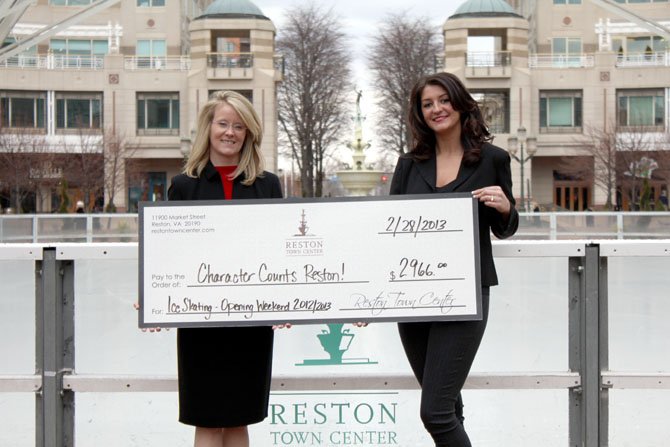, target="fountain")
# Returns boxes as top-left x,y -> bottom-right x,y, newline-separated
335,89 -> 384,196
